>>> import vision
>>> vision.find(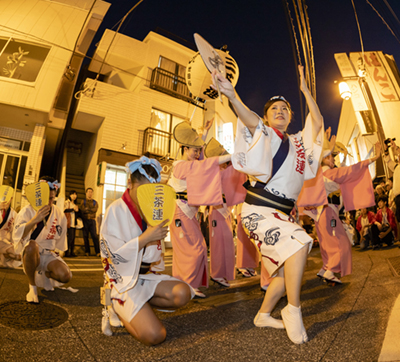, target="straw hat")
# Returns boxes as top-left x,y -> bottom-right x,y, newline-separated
173,122 -> 204,148
204,137 -> 229,158
321,136 -> 333,159
334,141 -> 352,157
